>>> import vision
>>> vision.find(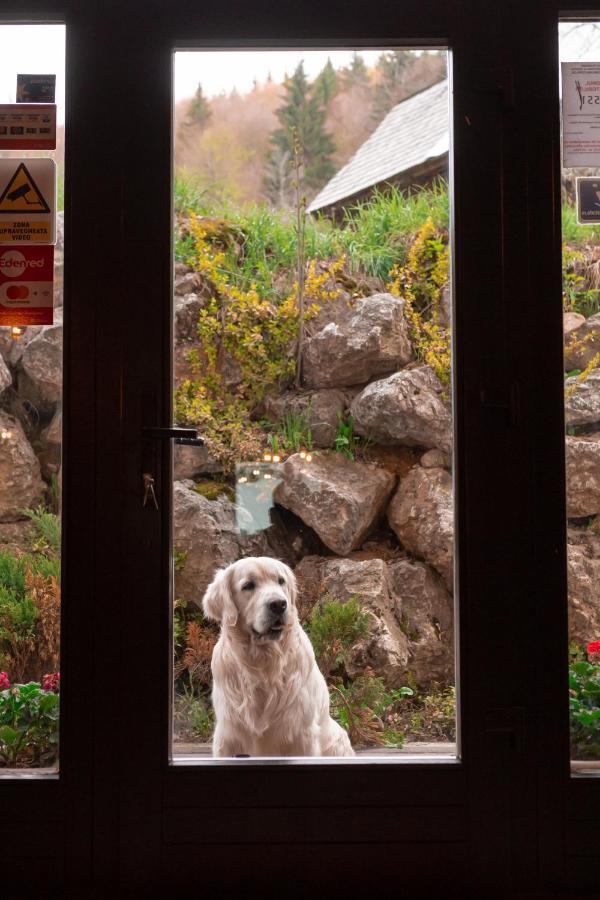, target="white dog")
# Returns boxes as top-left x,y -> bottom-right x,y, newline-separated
202,556 -> 354,758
